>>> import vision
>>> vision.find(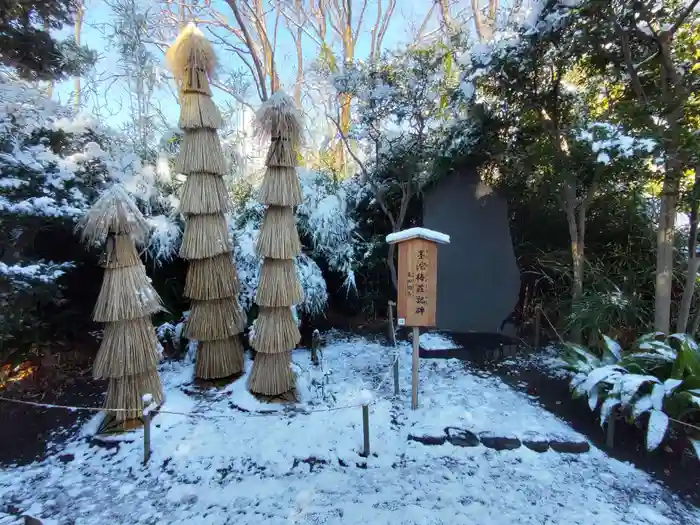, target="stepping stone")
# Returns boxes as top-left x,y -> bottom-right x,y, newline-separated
549,440 -> 590,454
408,434 -> 446,446
522,431 -> 550,453
444,427 -> 479,447
479,432 -> 521,451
